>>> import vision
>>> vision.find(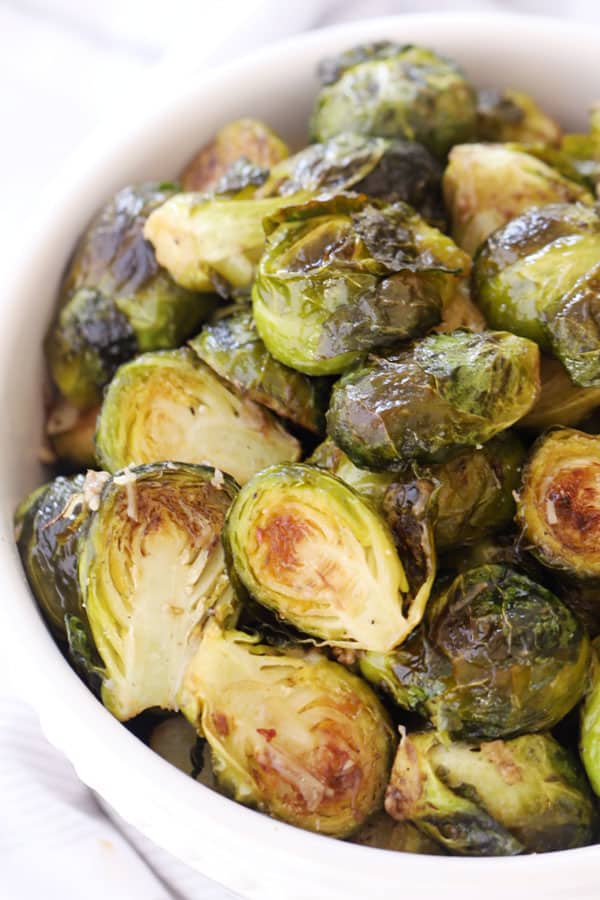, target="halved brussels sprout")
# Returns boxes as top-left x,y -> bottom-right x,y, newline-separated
224,464 -> 433,651
472,203 -> 600,384
252,195 -> 469,376
476,88 -> 562,145
95,349 -> 300,483
519,355 -> 600,431
144,190 -> 309,295
15,474 -> 89,636
180,118 -> 289,193
80,462 -> 238,720
189,310 -> 328,433
443,145 -> 591,256
581,638 -> 600,795
361,564 -> 590,740
327,330 -> 540,468
384,432 -> 526,553
261,133 -> 445,227
310,43 -> 477,158
179,626 -> 395,836
386,730 -> 596,855
351,811 -> 444,854
46,400 -> 99,468
517,428 -> 600,579
46,184 -> 216,408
